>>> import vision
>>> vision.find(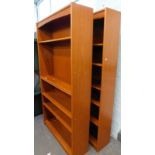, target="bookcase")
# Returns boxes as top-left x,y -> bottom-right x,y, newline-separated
36,3 -> 93,155
89,8 -> 120,151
